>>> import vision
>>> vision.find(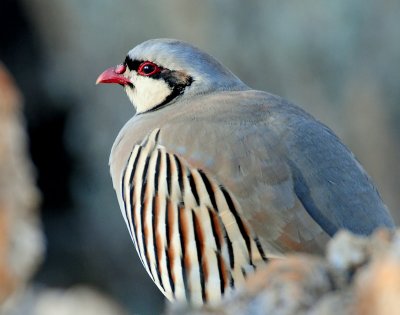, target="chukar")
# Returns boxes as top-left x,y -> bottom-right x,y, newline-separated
96,39 -> 394,306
